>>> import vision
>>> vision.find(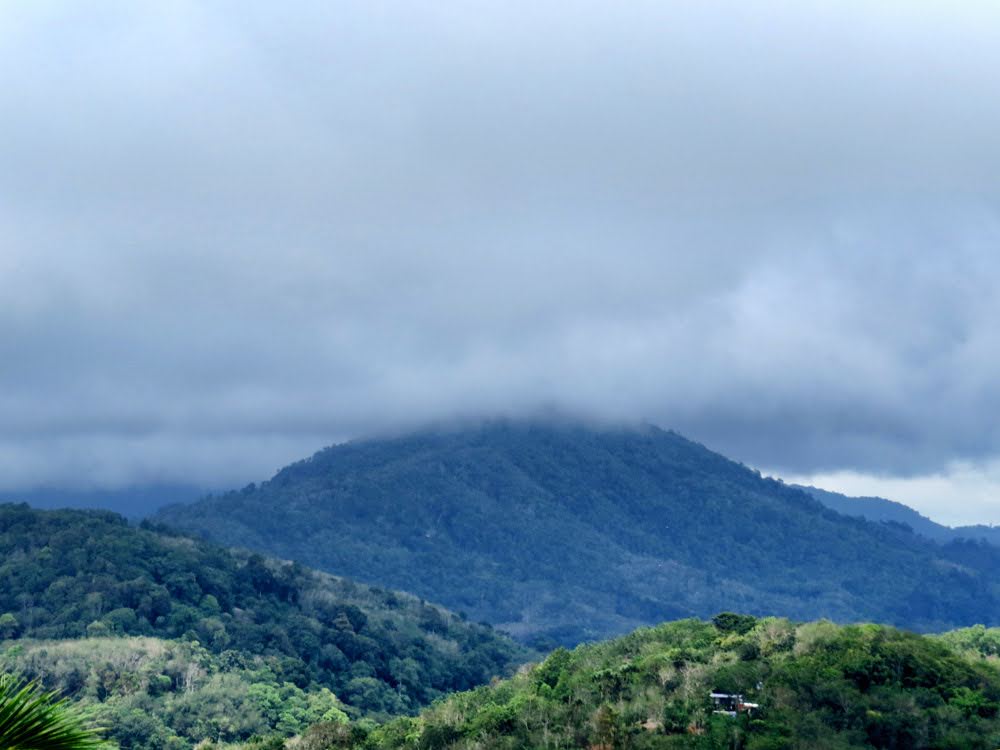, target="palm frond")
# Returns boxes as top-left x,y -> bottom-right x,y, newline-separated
0,674 -> 106,750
